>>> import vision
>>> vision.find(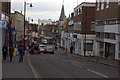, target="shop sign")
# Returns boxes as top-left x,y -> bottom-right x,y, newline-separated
0,20 -> 7,30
